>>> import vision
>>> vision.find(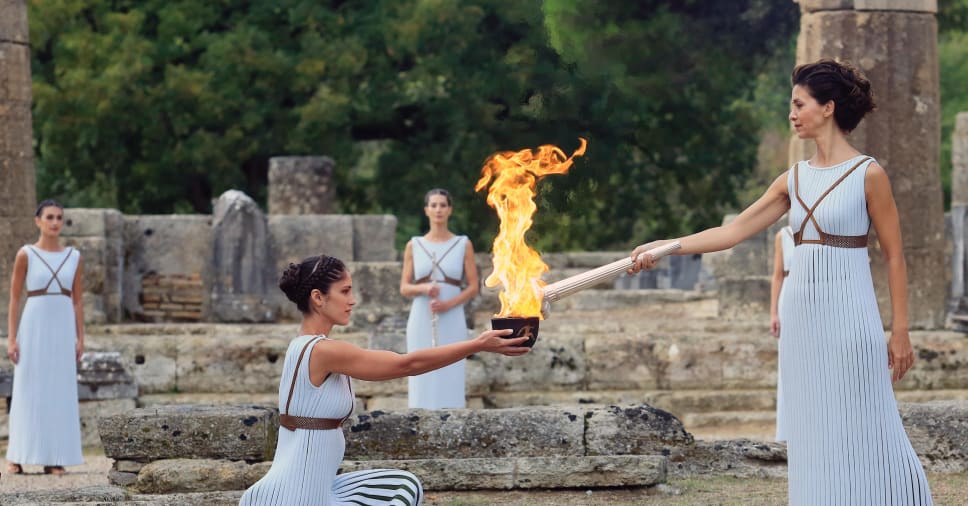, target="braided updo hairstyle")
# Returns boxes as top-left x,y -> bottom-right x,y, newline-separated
792,58 -> 876,133
279,254 -> 347,313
